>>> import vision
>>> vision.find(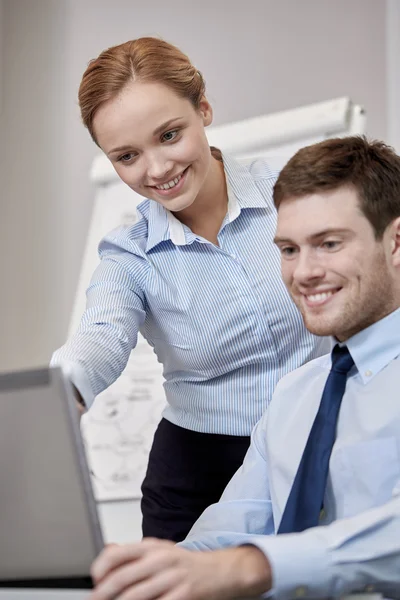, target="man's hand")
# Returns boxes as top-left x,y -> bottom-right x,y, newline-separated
88,538 -> 272,600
